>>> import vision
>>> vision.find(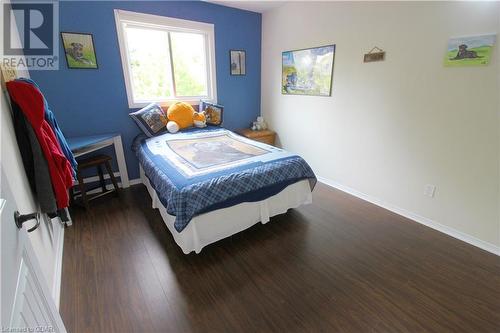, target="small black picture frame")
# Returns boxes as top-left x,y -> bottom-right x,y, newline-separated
61,32 -> 98,69
230,50 -> 246,76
